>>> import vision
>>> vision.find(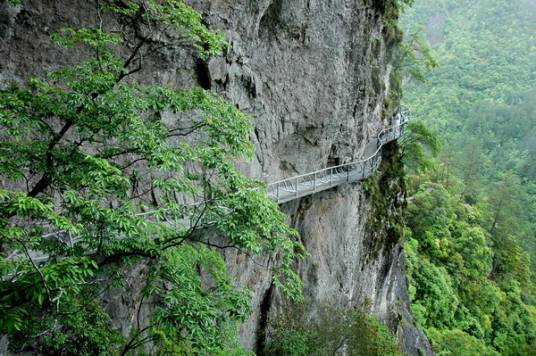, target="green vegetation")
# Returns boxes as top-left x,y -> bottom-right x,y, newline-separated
264,305 -> 401,356
363,145 -> 407,262
401,0 -> 536,354
0,1 -> 303,354
384,0 -> 416,33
